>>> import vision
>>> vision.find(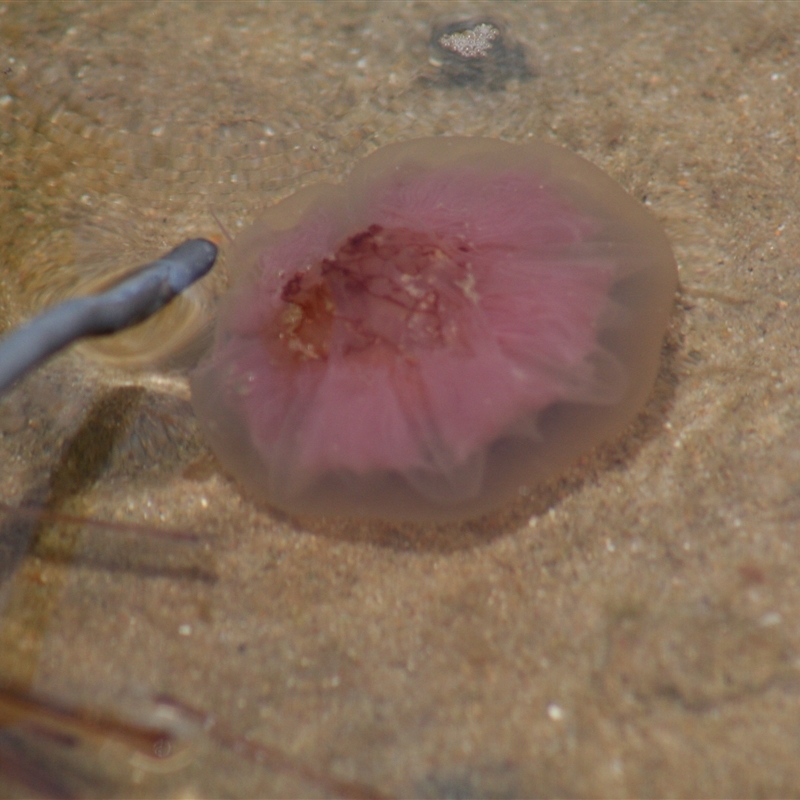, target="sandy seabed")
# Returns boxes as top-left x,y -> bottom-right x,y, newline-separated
1,2 -> 800,797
